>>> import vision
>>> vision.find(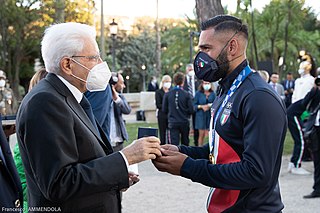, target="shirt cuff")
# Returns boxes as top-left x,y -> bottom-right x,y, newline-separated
119,151 -> 129,170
